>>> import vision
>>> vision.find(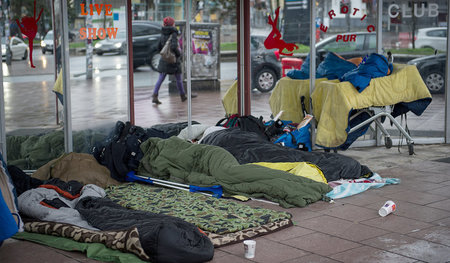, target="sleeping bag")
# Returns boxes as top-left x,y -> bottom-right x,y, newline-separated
340,53 -> 393,92
287,52 -> 359,80
76,196 -> 214,263
200,128 -> 372,182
